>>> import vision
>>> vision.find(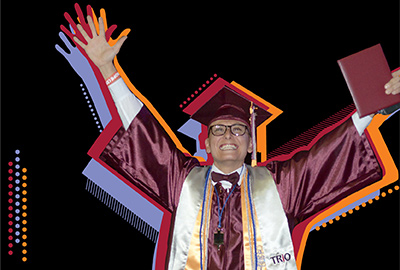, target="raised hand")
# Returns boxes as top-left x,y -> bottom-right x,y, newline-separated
89,8 -> 131,48
76,16 -> 127,71
61,4 -> 129,79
